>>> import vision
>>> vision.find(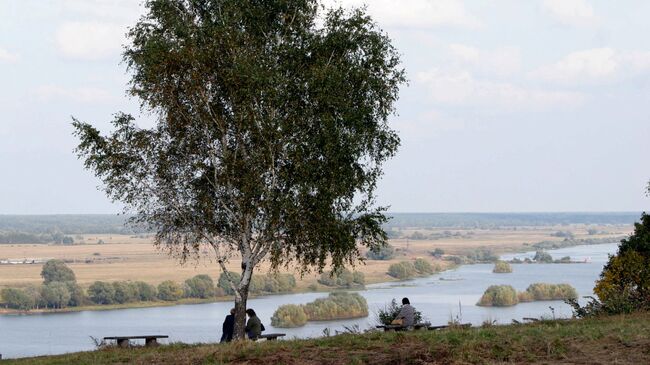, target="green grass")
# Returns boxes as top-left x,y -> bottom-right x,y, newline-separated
5,312 -> 650,364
